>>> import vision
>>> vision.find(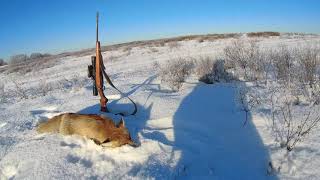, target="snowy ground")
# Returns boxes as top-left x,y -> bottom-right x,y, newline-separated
0,34 -> 320,179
